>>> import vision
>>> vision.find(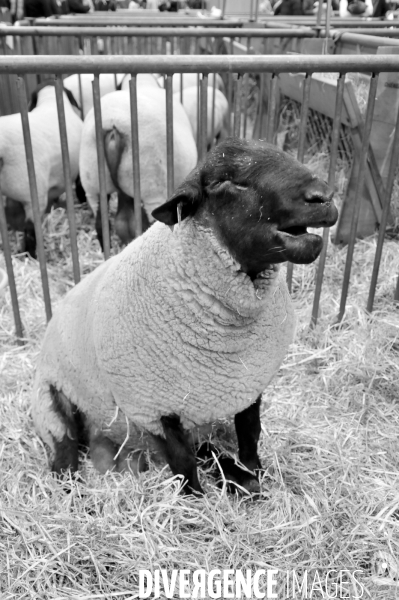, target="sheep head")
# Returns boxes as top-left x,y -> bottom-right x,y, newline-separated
152,138 -> 338,278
